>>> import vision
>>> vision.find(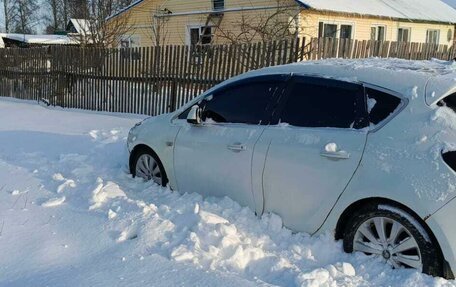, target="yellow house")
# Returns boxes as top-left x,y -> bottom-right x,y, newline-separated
108,0 -> 456,47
